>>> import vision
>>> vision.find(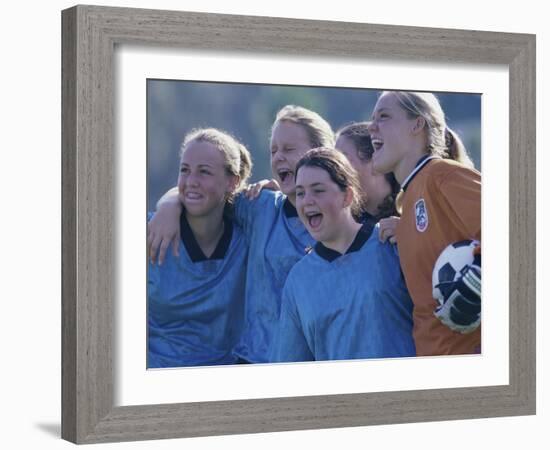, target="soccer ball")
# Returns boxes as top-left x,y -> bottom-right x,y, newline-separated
432,239 -> 480,305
